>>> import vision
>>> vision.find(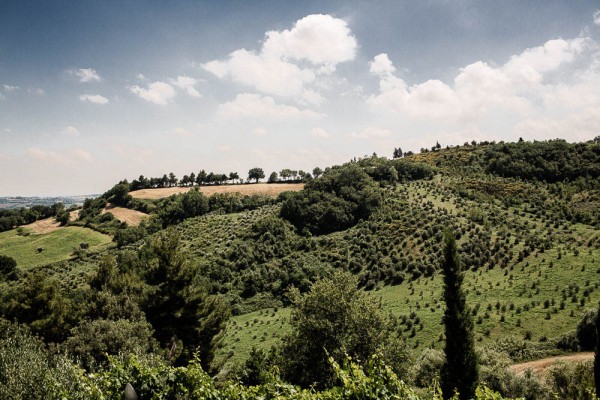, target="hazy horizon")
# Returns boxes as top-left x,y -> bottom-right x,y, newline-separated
2,1 -> 600,196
